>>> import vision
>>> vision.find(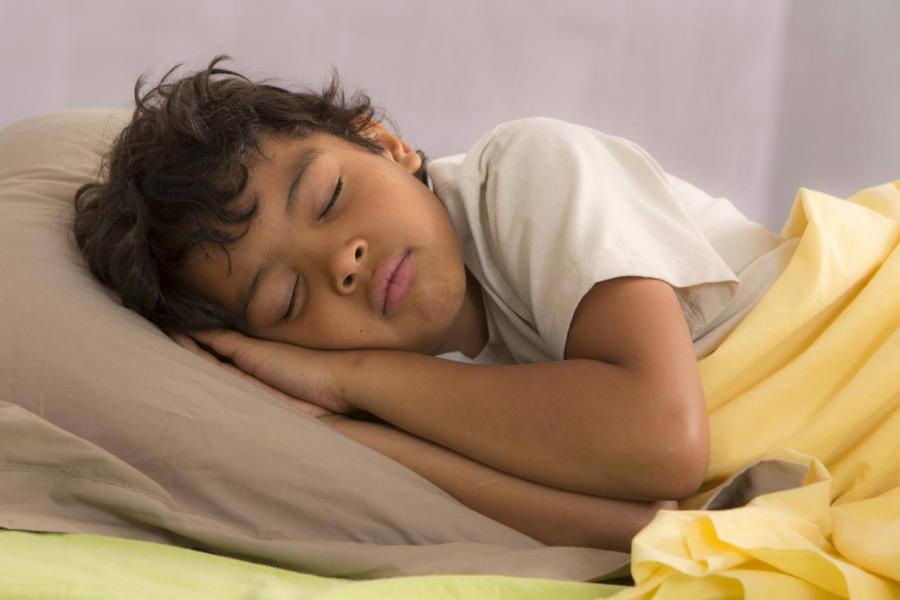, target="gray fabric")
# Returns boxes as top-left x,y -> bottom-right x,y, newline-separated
703,460 -> 809,511
687,458 -> 809,511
